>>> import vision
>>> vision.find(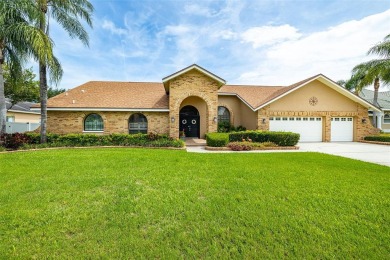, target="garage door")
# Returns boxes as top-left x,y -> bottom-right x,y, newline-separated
331,117 -> 353,141
269,117 -> 323,142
